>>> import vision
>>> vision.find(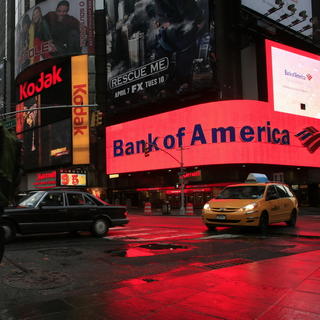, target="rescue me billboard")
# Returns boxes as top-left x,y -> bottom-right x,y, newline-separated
105,0 -> 218,110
